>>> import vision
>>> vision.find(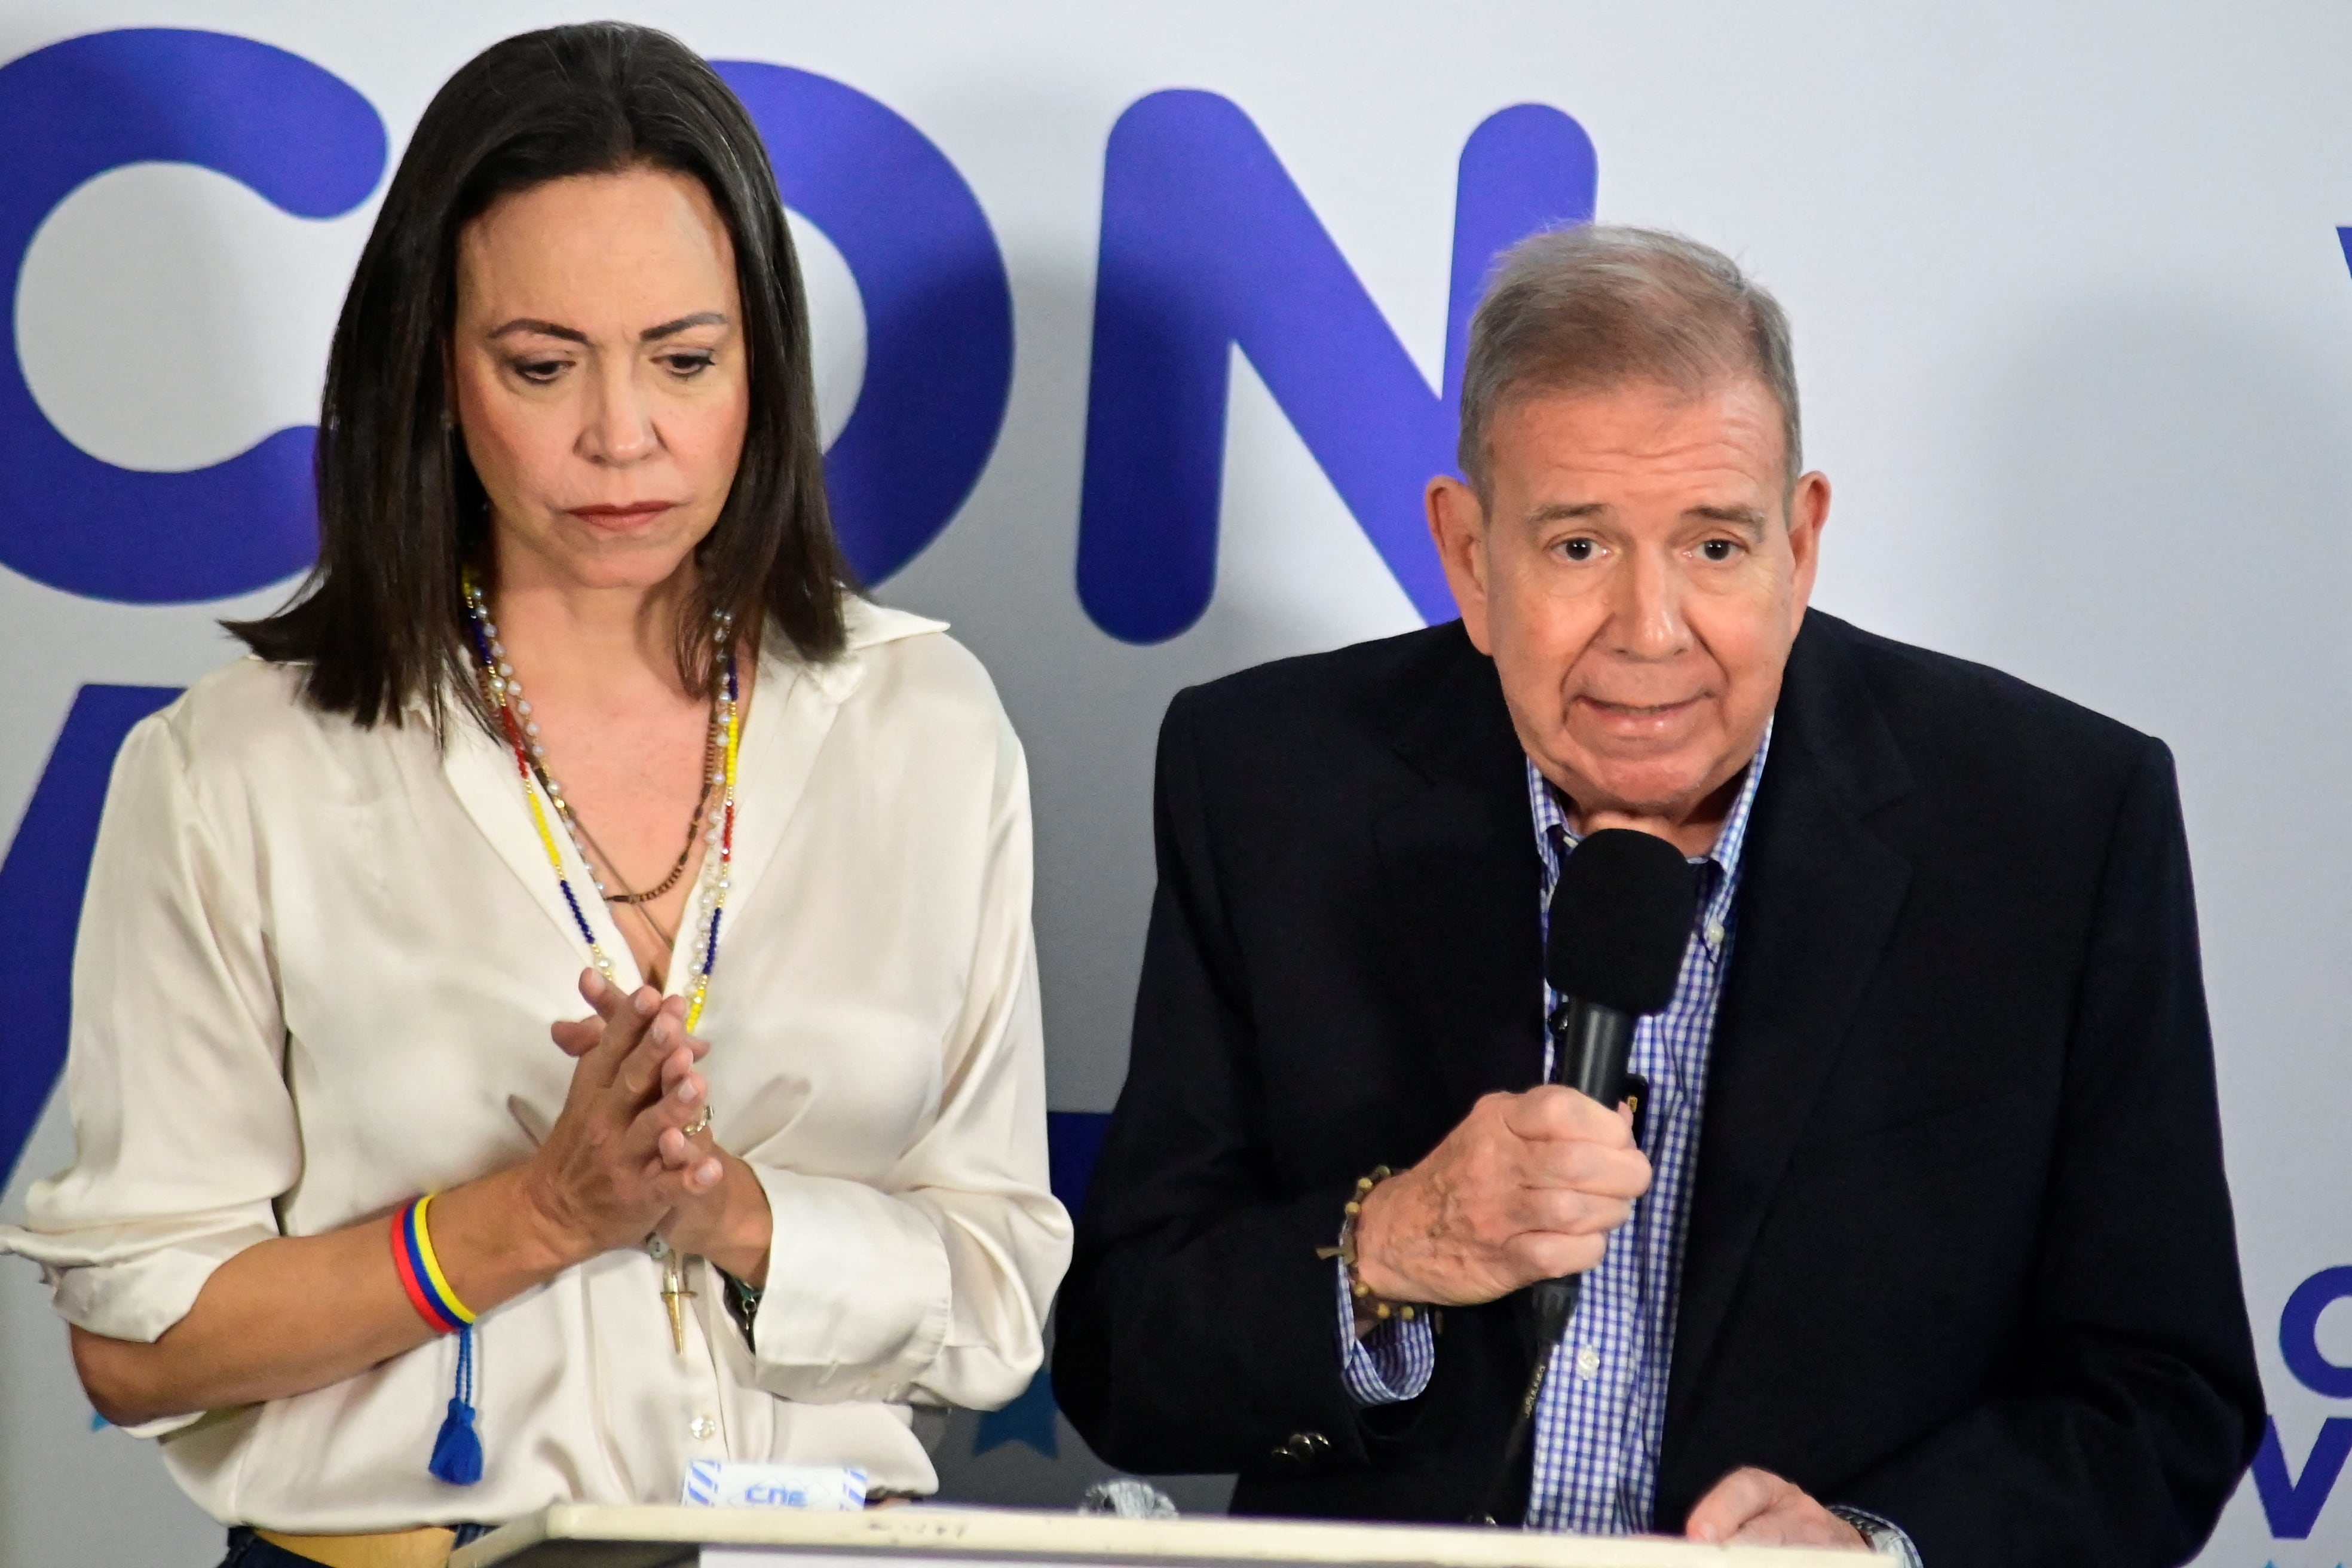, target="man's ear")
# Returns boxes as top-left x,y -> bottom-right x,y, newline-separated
1428,475 -> 1494,653
1784,470 -> 1830,629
